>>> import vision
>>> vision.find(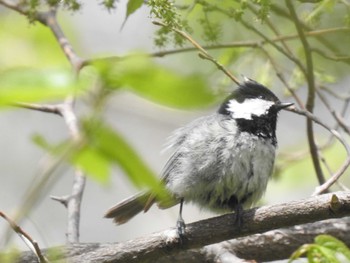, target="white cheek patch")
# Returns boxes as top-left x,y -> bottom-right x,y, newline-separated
227,98 -> 275,120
